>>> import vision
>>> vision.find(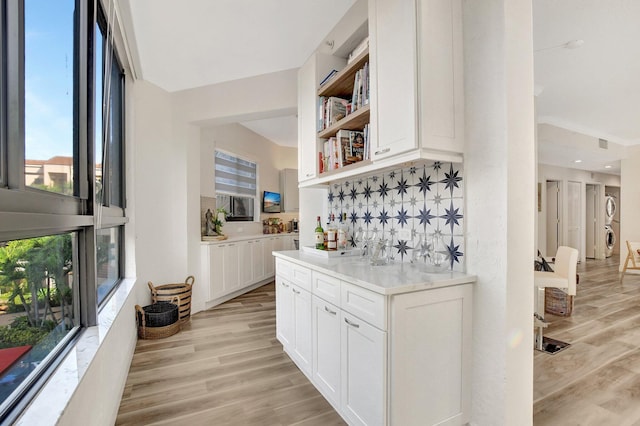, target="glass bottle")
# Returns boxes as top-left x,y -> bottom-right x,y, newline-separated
314,216 -> 324,249
337,213 -> 348,250
327,213 -> 337,250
